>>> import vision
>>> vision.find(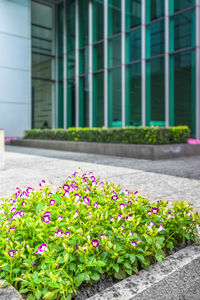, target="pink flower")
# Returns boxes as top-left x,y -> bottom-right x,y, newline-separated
65,231 -> 71,239
58,216 -> 63,221
54,230 -> 63,237
93,202 -> 99,209
35,243 -> 47,255
152,207 -> 159,214
8,250 -> 15,257
158,224 -> 166,232
134,191 -> 138,195
91,239 -> 99,248
112,194 -> 118,201
83,196 -> 90,206
50,199 -> 55,206
131,241 -> 137,247
43,214 -> 51,223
